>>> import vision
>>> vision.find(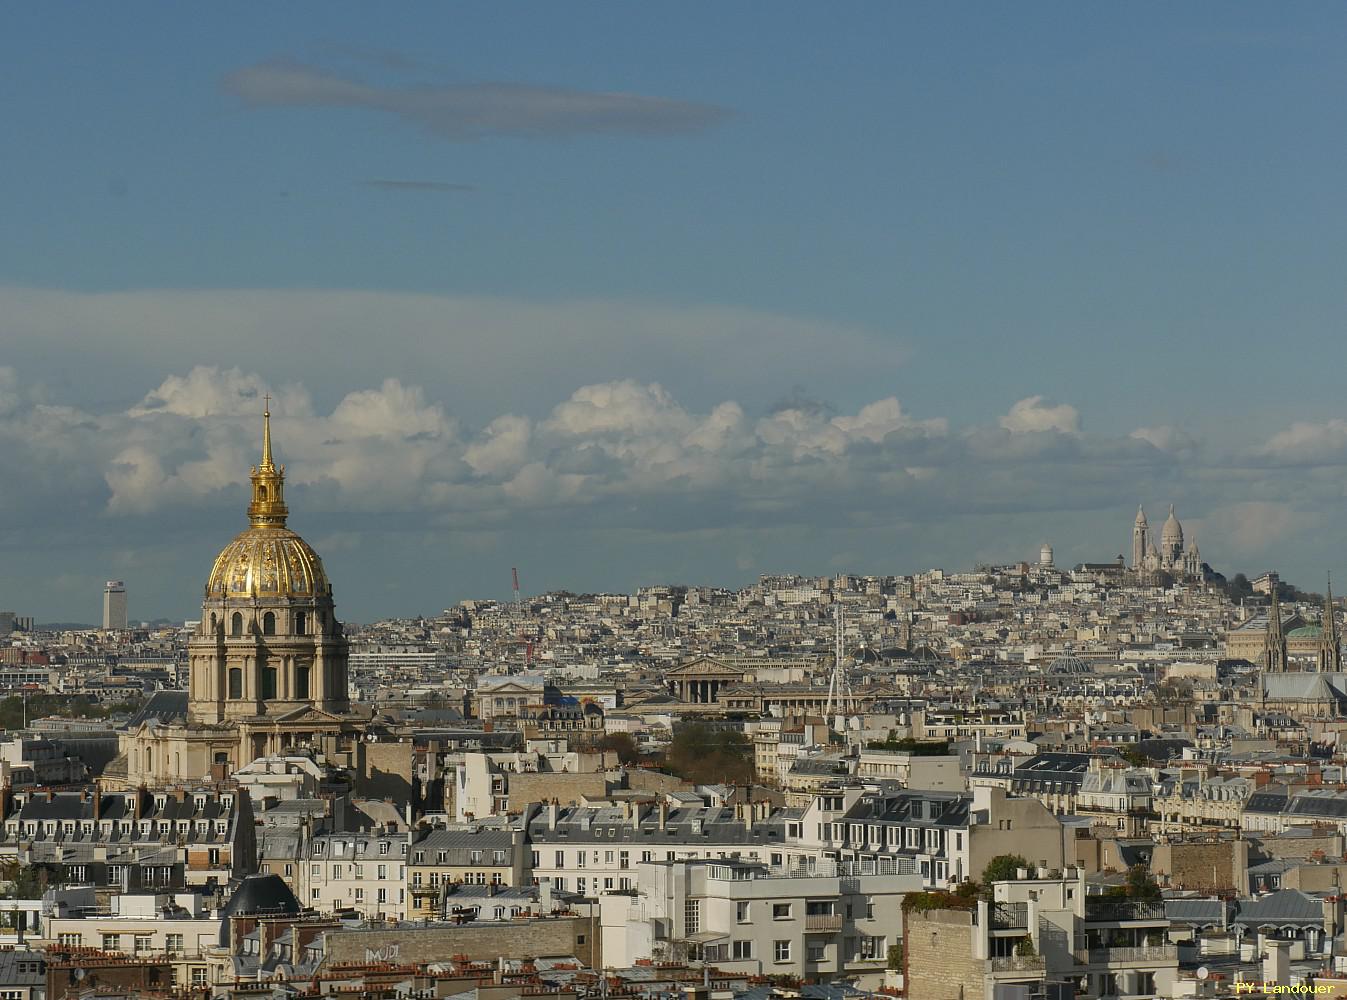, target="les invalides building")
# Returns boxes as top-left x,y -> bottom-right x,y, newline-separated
108,407 -> 370,788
